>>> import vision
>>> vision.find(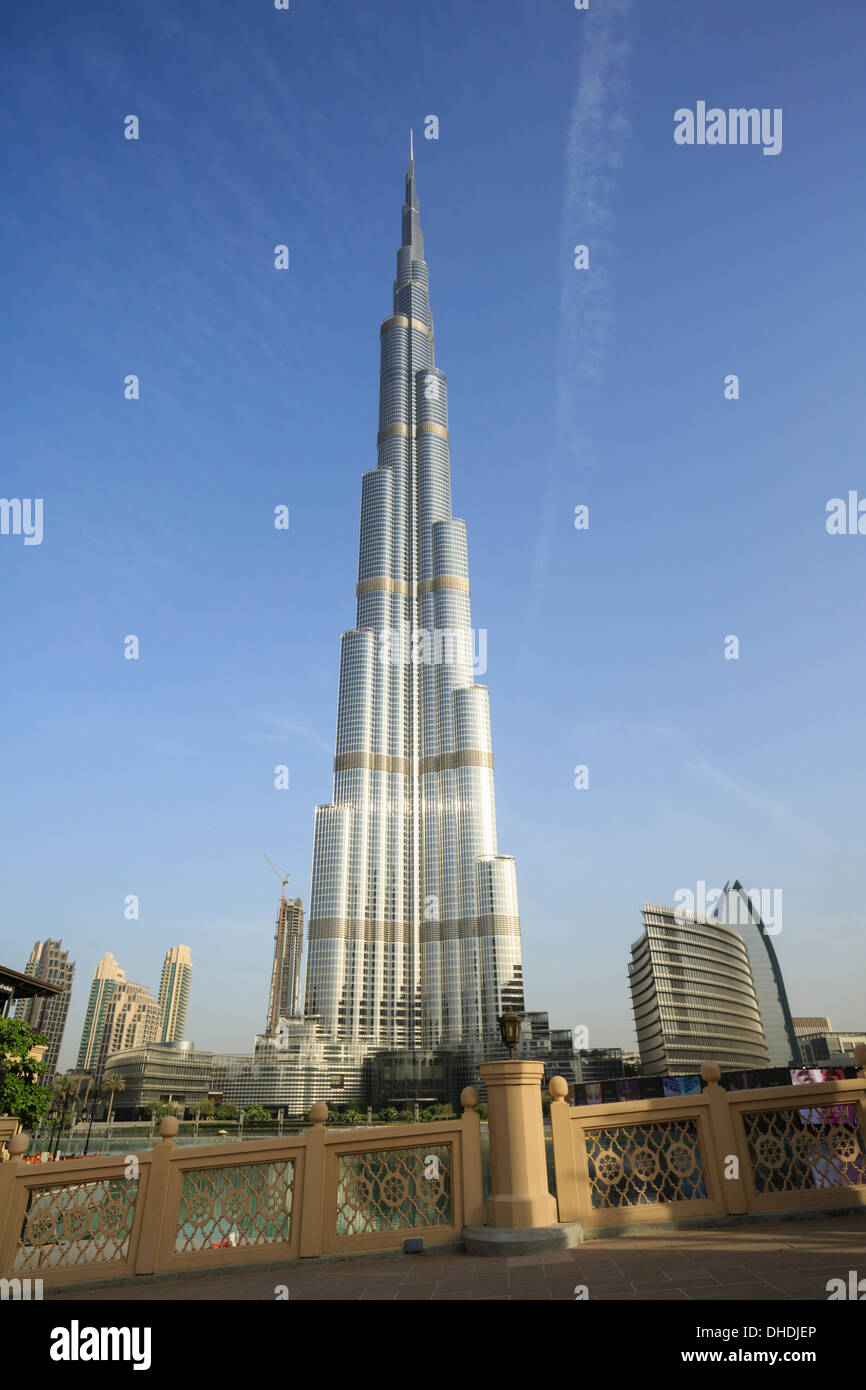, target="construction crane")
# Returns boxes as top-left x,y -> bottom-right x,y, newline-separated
264,853 -> 291,903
